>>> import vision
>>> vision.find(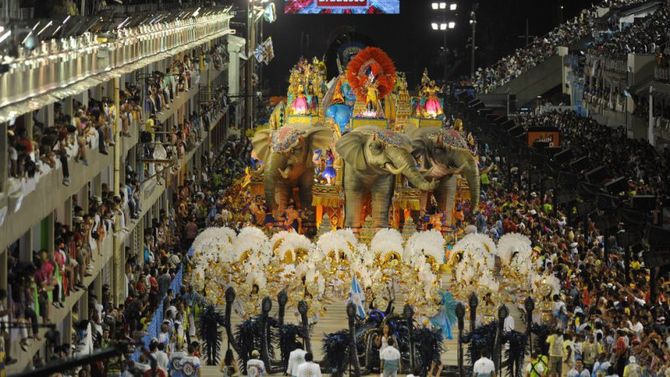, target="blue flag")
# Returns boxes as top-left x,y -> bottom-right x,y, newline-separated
350,276 -> 366,319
